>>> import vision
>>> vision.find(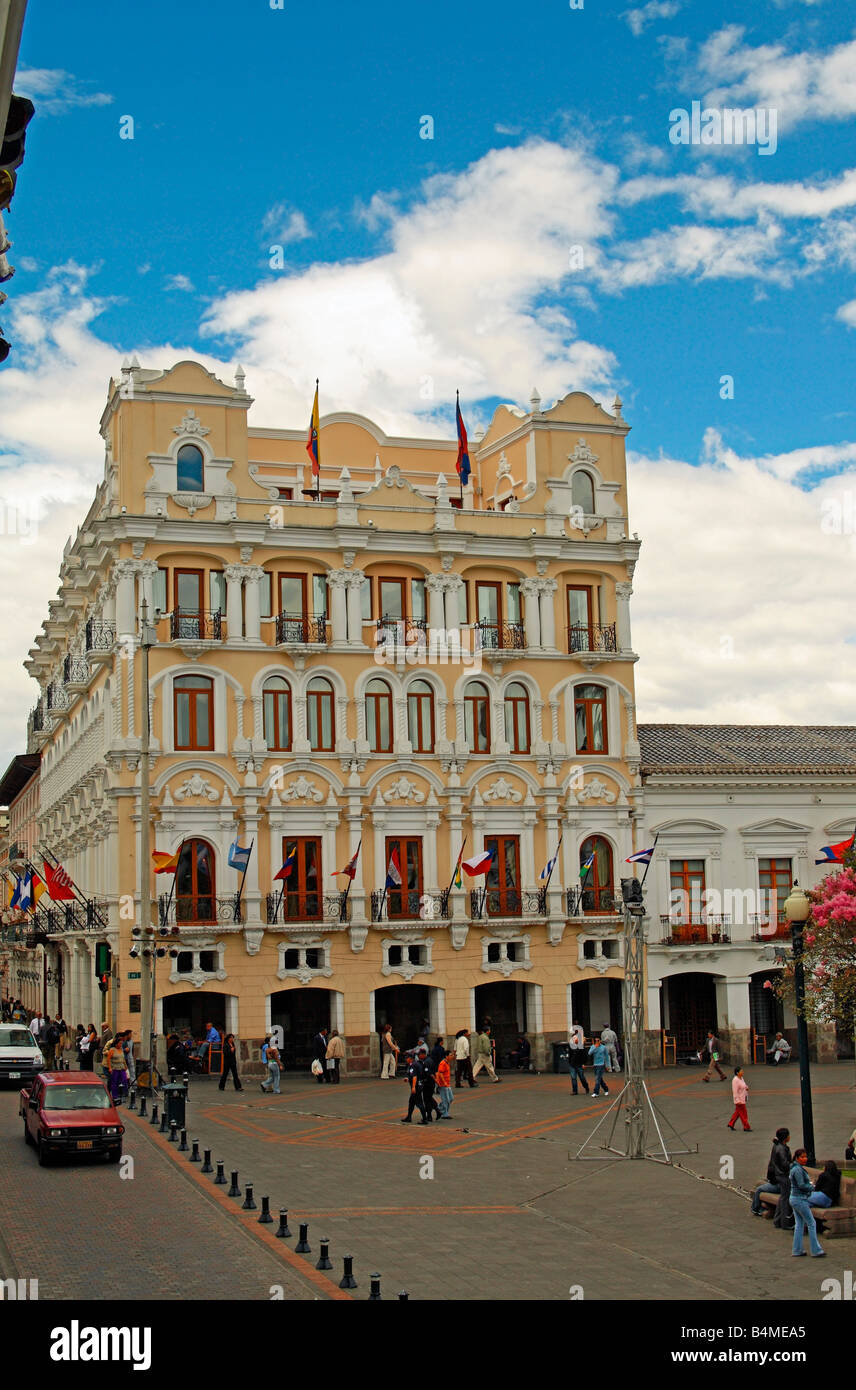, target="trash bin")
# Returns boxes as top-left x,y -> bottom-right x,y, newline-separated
162,1081 -> 187,1128
553,1042 -> 571,1074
